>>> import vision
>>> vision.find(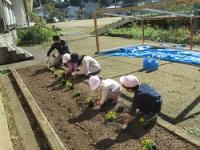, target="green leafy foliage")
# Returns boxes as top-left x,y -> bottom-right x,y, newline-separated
0,70 -> 10,74
17,24 -> 57,45
65,79 -> 73,90
57,70 -> 65,76
49,67 -> 56,73
53,72 -> 58,78
28,12 -> 45,24
73,90 -> 81,98
52,69 -> 65,78
141,137 -> 156,150
106,24 -> 200,45
104,111 -> 117,122
85,96 -> 93,106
